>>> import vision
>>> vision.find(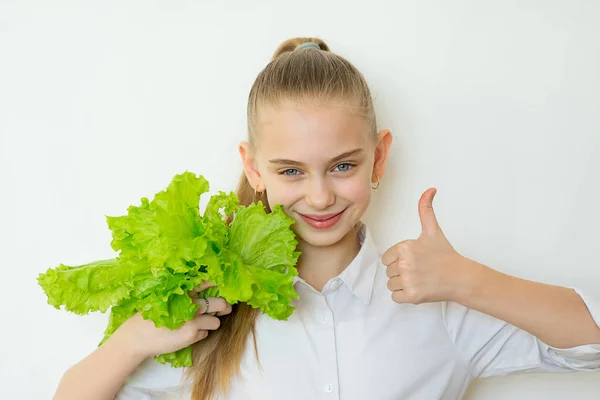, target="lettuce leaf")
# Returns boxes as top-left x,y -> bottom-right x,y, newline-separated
219,203 -> 301,319
38,172 -> 300,368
